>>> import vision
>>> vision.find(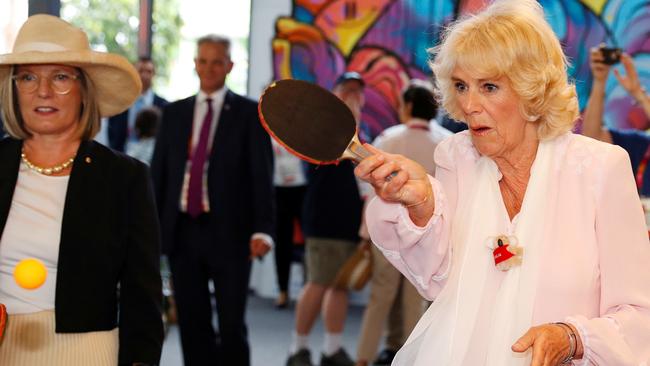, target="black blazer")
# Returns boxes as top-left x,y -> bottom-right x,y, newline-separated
108,93 -> 169,152
150,91 -> 275,256
0,138 -> 163,365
